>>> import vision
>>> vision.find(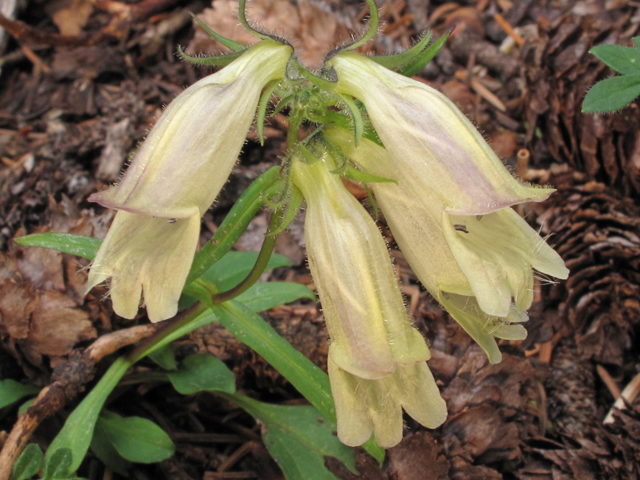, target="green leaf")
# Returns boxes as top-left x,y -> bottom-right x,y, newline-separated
590,44 -> 640,75
167,354 -> 236,395
235,282 -> 316,312
47,357 -> 131,473
200,252 -> 291,291
13,233 -> 101,260
97,411 -> 175,464
17,398 -> 36,417
12,444 -> 43,480
187,166 -> 282,284
633,37 -> 640,50
42,448 -> 72,480
212,302 -> 385,464
0,379 -> 39,409
90,423 -> 131,476
226,395 -> 356,479
213,301 -> 333,419
147,344 -> 177,371
582,74 -> 640,112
